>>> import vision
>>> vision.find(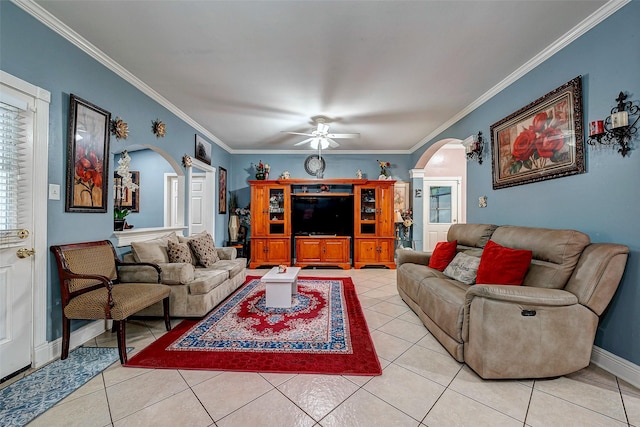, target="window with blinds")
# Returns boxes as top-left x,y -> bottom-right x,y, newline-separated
0,101 -> 28,246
